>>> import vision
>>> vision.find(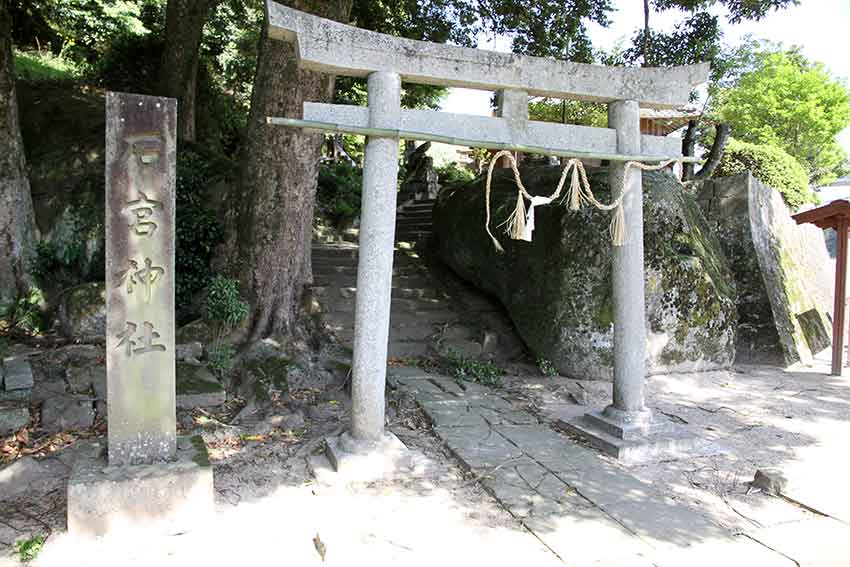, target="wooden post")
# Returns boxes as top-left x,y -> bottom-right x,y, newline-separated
832,219 -> 848,375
